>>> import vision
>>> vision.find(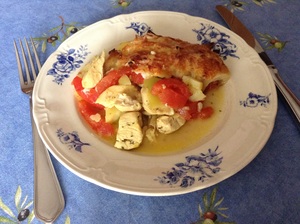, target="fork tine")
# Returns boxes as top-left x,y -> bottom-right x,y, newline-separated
18,39 -> 32,84
30,37 -> 42,71
13,39 -> 26,85
24,38 -> 37,82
